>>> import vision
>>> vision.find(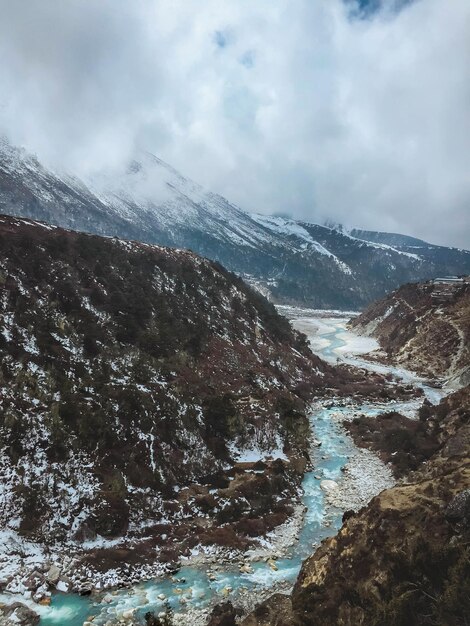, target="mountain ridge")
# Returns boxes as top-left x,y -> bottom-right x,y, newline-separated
350,277 -> 470,387
0,212 -> 322,594
1,137 -> 470,309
